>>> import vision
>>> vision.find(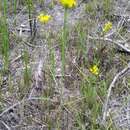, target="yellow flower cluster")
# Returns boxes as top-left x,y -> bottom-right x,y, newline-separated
37,13 -> 51,24
89,65 -> 99,75
103,21 -> 112,33
59,0 -> 76,8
